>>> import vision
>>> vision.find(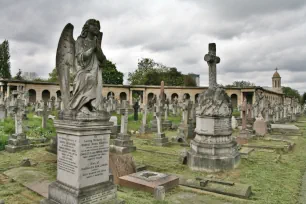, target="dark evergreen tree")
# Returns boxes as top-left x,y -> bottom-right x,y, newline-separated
0,40 -> 12,79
